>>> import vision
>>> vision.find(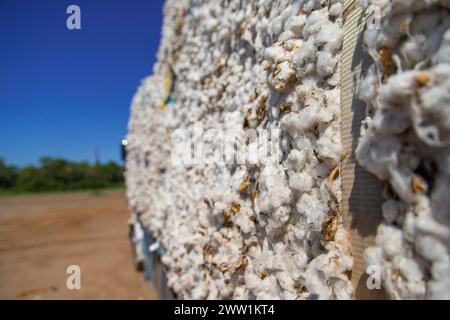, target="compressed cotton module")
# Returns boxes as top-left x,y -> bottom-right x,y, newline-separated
356,0 -> 450,299
125,0 -> 450,300
126,0 -> 351,300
